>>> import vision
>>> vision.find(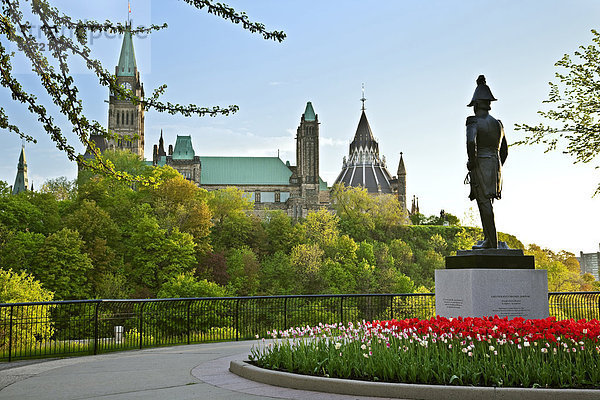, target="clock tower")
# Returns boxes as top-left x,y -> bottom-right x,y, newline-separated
107,23 -> 145,157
